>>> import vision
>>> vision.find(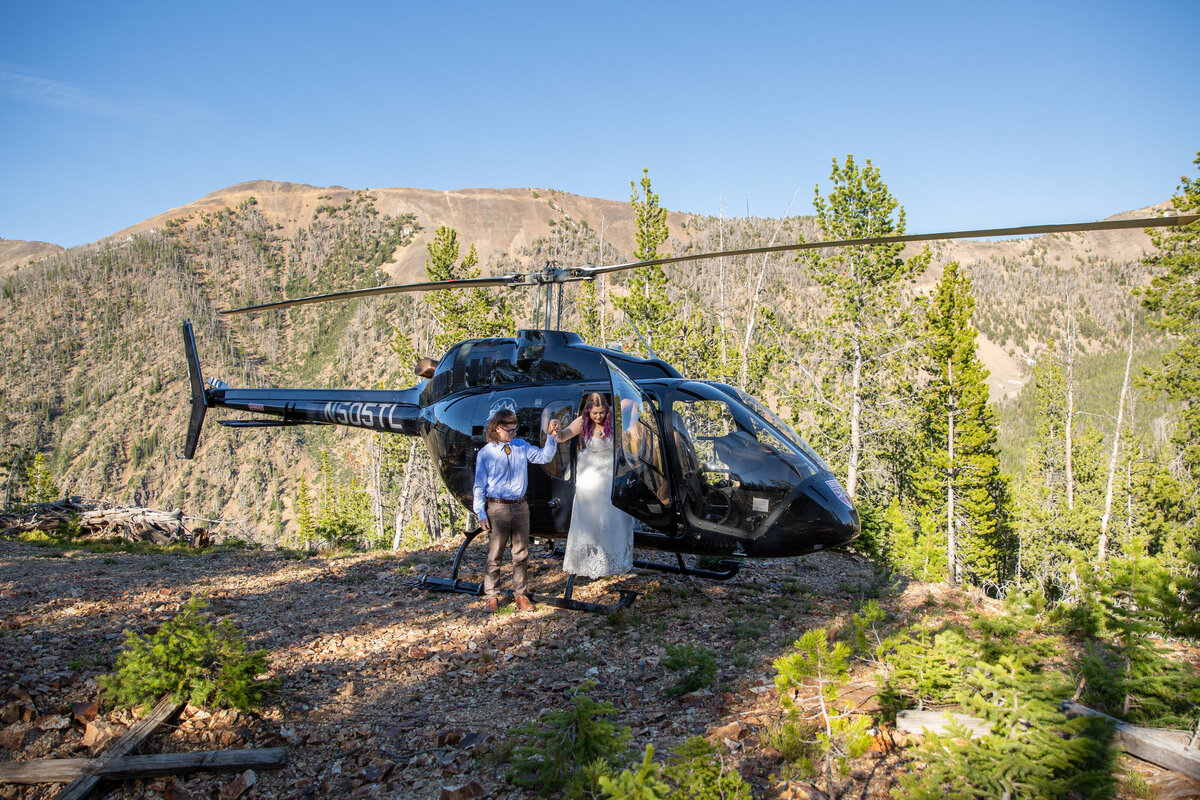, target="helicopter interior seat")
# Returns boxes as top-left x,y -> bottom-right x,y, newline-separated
670,410 -> 702,479
712,428 -> 775,486
671,411 -> 737,527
